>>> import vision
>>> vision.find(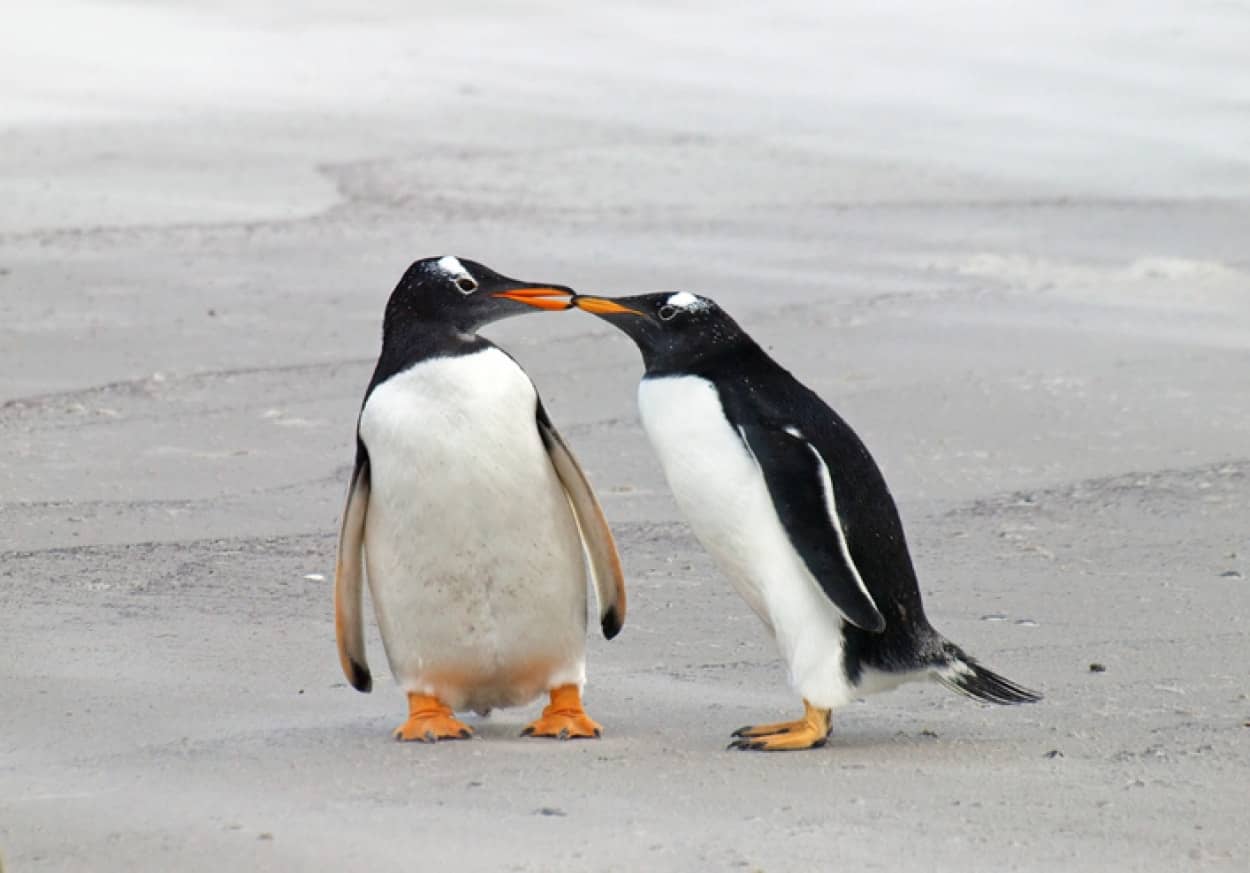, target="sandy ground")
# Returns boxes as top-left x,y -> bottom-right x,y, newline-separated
2,2 -> 1249,871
